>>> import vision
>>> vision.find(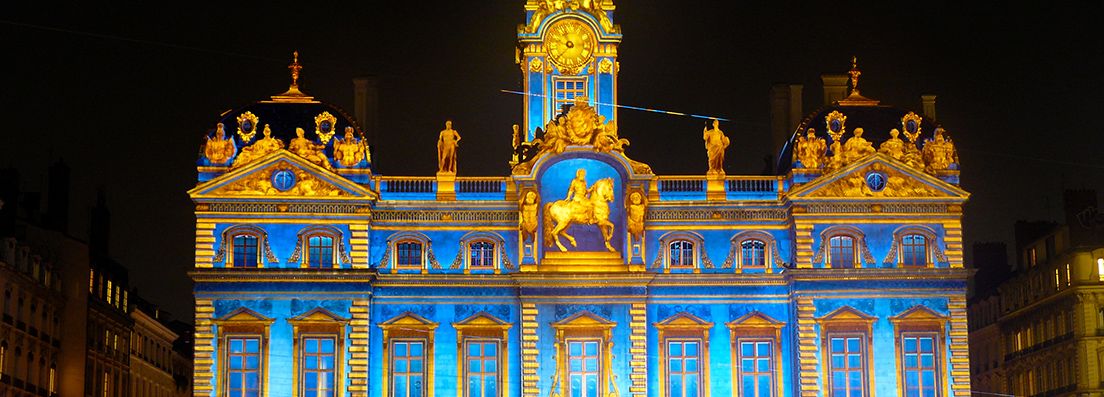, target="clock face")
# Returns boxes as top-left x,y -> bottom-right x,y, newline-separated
546,19 -> 595,74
